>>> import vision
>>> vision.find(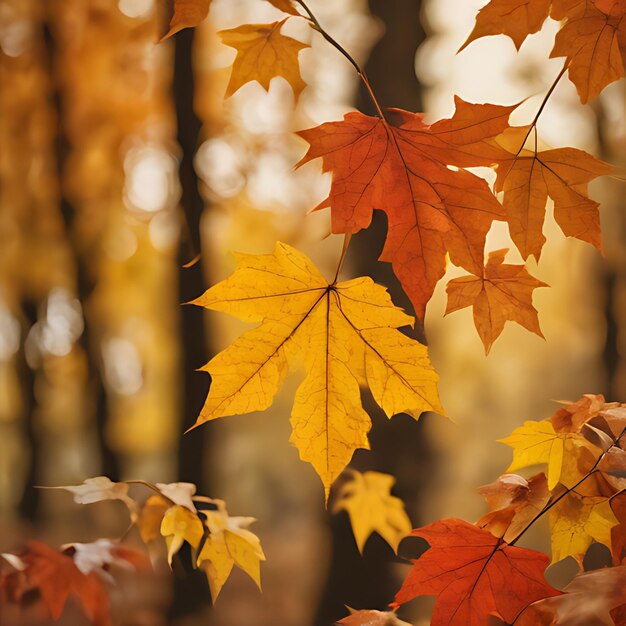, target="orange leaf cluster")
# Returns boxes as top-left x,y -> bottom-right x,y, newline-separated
387,395 -> 626,625
0,541 -> 144,626
462,0 -> 626,102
